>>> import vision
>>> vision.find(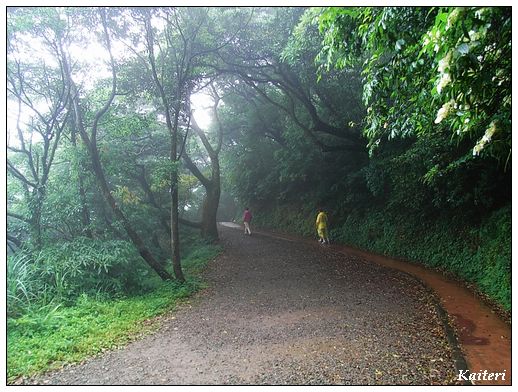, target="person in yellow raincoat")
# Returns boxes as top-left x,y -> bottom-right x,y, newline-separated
315,207 -> 330,244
